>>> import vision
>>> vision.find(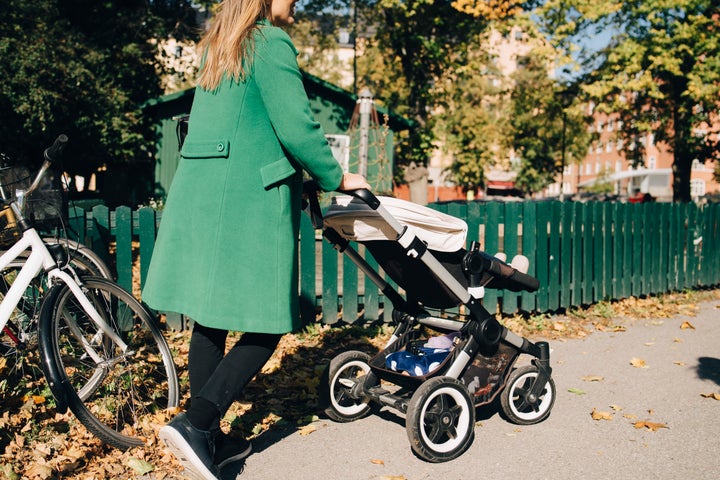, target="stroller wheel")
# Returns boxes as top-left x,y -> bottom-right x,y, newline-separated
406,376 -> 475,463
322,351 -> 374,423
500,365 -> 556,425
